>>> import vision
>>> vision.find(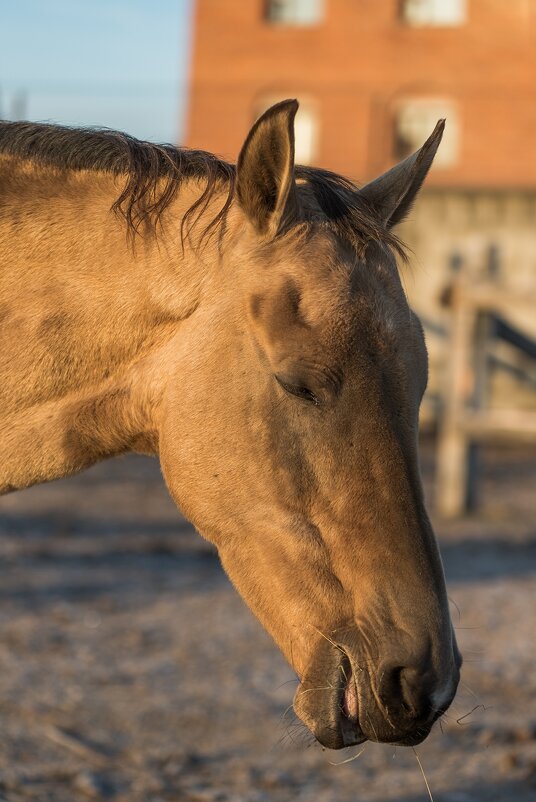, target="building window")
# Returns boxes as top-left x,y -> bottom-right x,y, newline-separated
255,97 -> 319,165
401,0 -> 467,26
394,100 -> 459,168
293,103 -> 318,164
266,0 -> 325,26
